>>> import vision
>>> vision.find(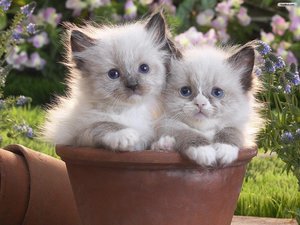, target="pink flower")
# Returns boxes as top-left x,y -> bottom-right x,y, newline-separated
26,52 -> 46,70
28,32 -> 49,48
288,7 -> 300,40
175,27 -> 218,48
151,0 -> 176,15
271,15 -> 289,36
6,47 -> 28,70
237,7 -> 251,26
196,9 -> 214,26
124,0 -> 137,19
66,0 -> 86,16
292,26 -> 300,40
228,0 -> 244,8
260,30 -> 275,44
275,41 -> 298,65
211,16 -> 228,30
286,51 -> 298,65
37,7 -> 62,27
139,0 -> 153,5
217,29 -> 230,42
203,29 -> 217,45
175,27 -> 203,48
215,1 -> 232,17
